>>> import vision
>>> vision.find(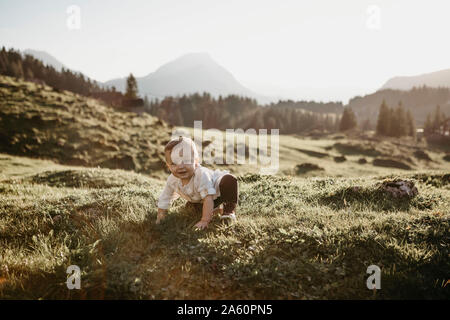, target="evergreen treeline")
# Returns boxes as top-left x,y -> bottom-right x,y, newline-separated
148,93 -> 341,134
376,99 -> 416,137
270,100 -> 343,114
0,47 -> 109,96
424,105 -> 448,136
348,86 -> 450,126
